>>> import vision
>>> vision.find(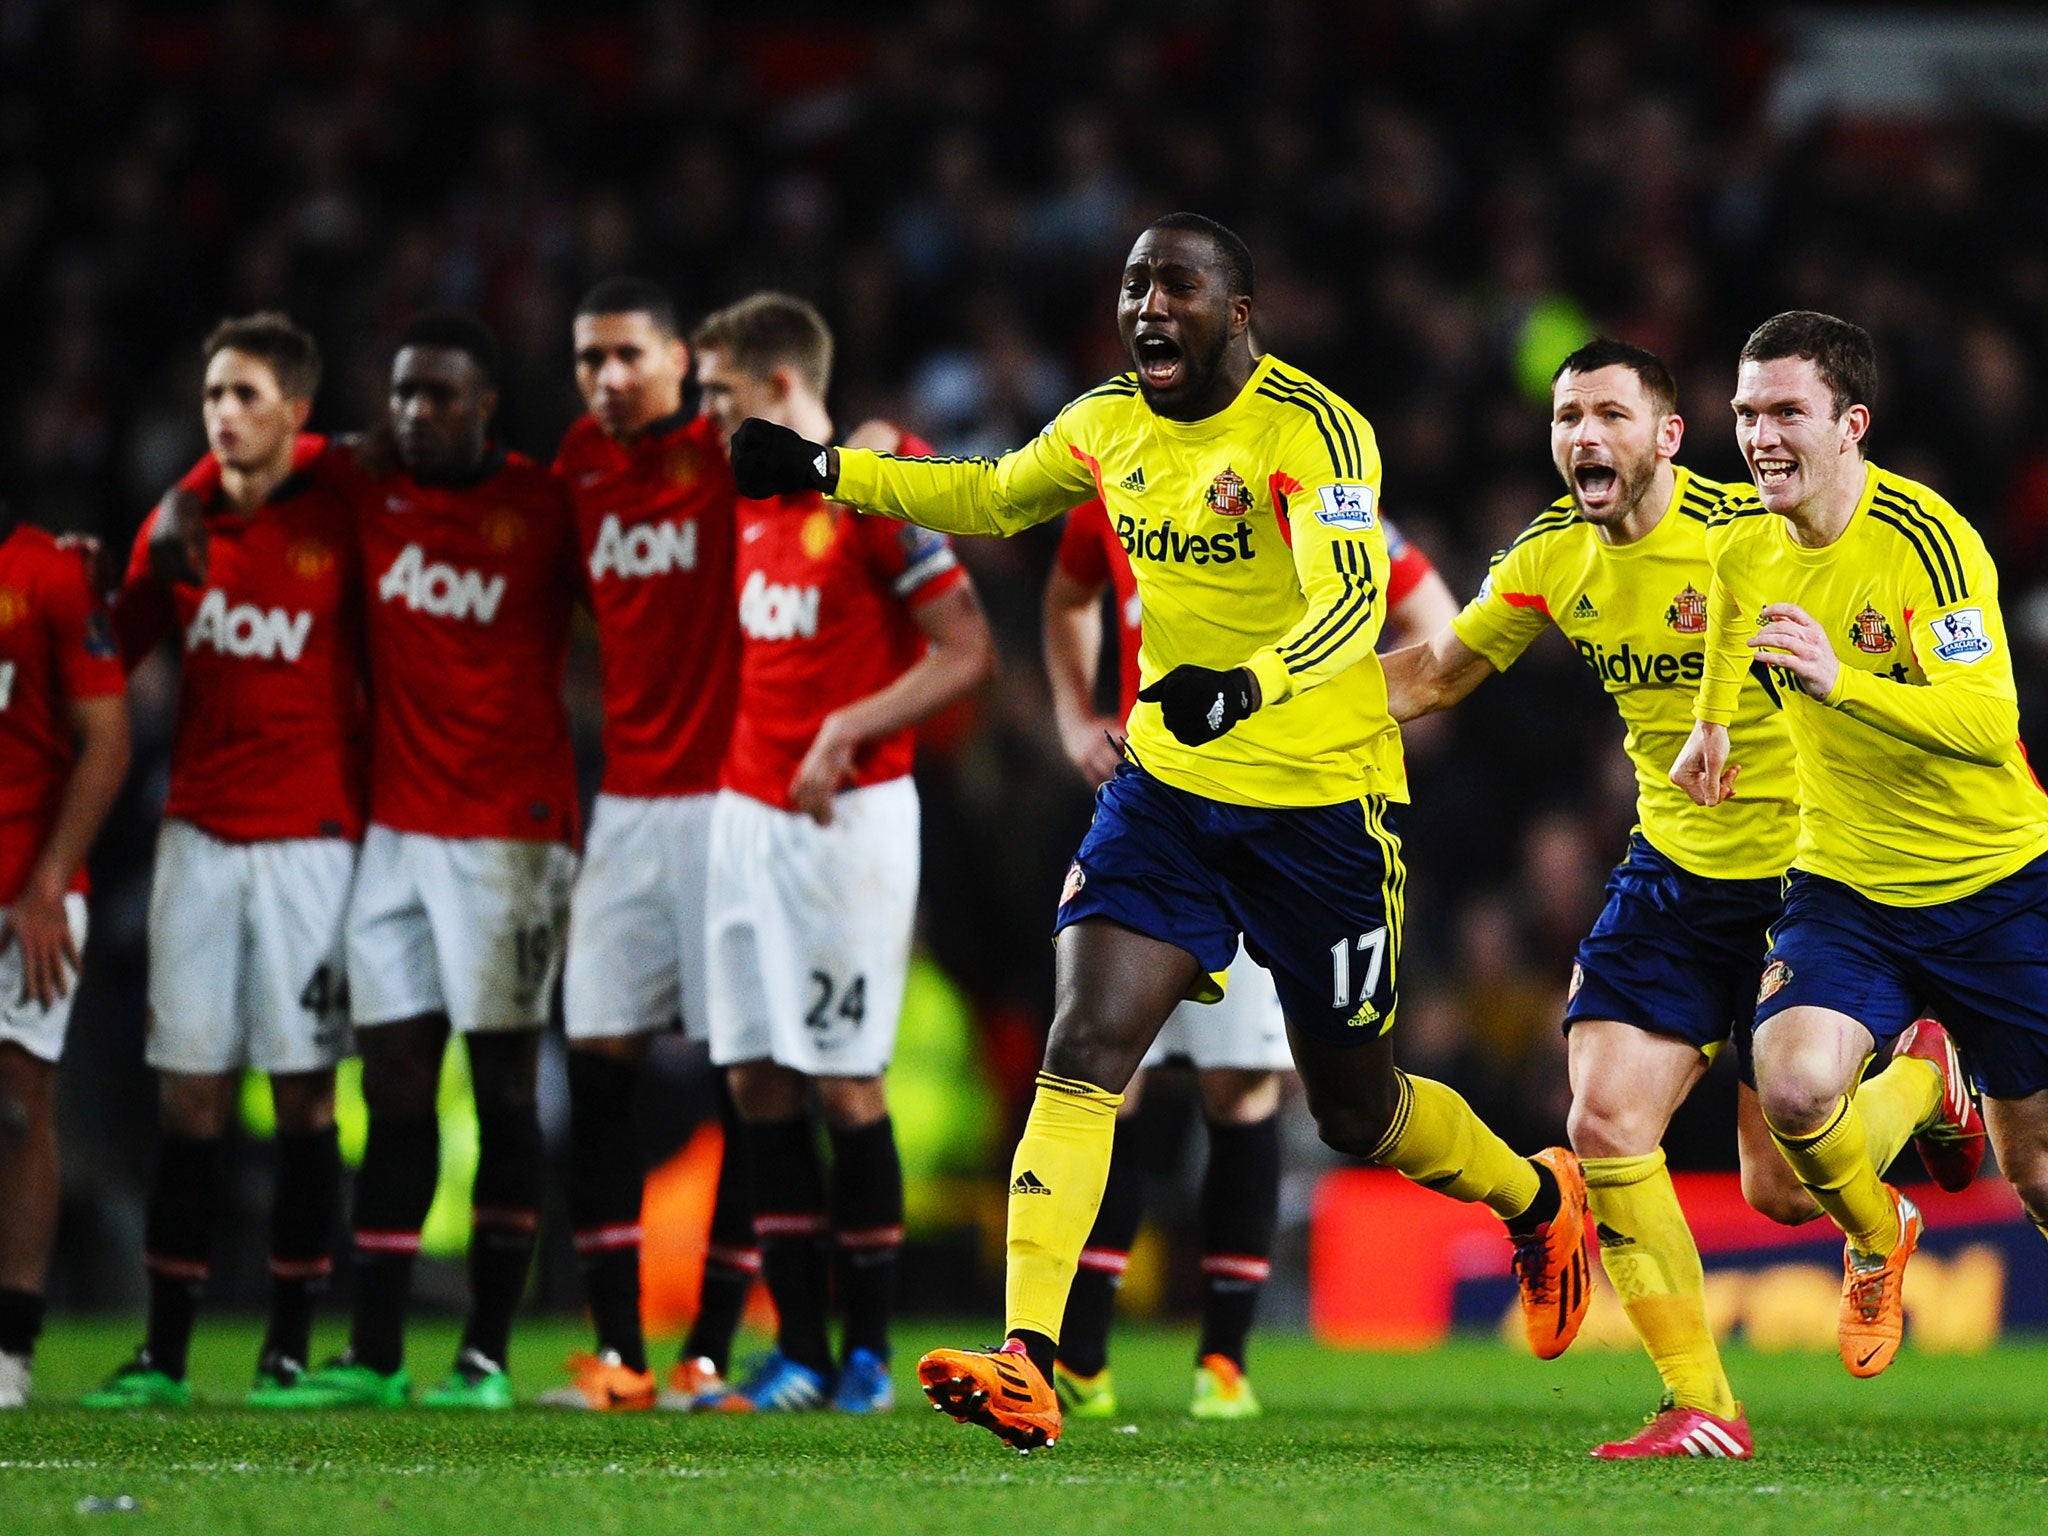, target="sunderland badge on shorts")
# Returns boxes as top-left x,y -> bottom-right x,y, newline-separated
1757,958 -> 1793,1005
